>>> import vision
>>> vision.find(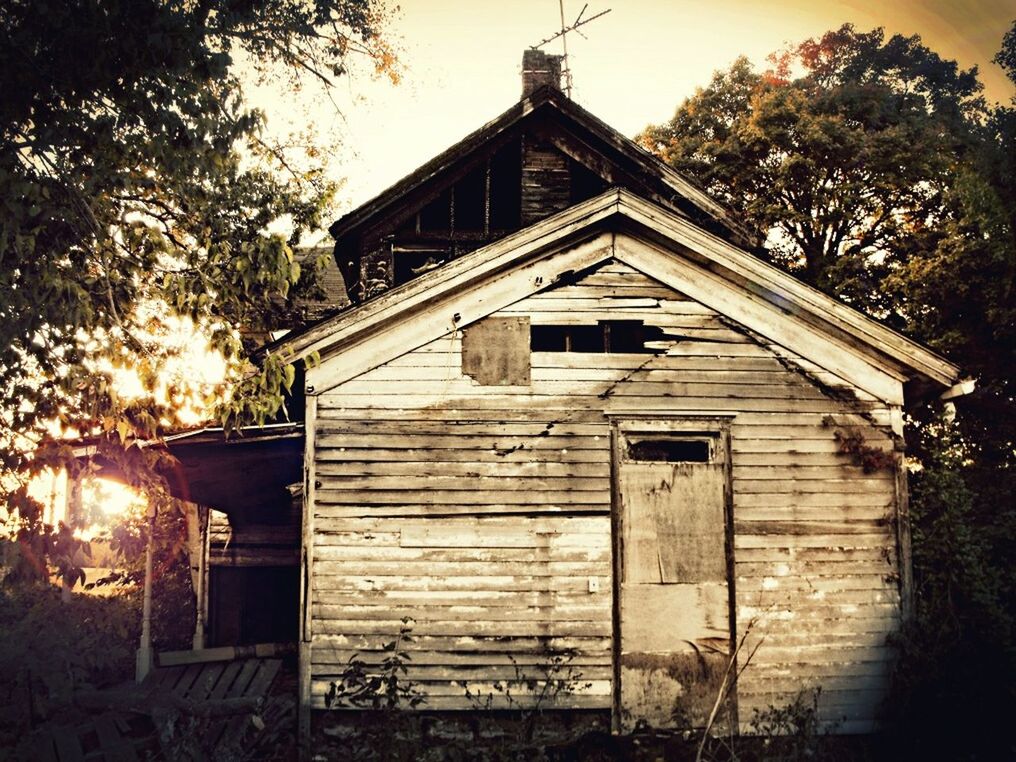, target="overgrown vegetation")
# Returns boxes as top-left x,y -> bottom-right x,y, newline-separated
314,625 -> 850,761
0,584 -> 139,753
326,618 -> 427,713
0,499 -> 195,758
464,648 -> 594,750
882,412 -> 1016,759
1,0 -> 399,584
